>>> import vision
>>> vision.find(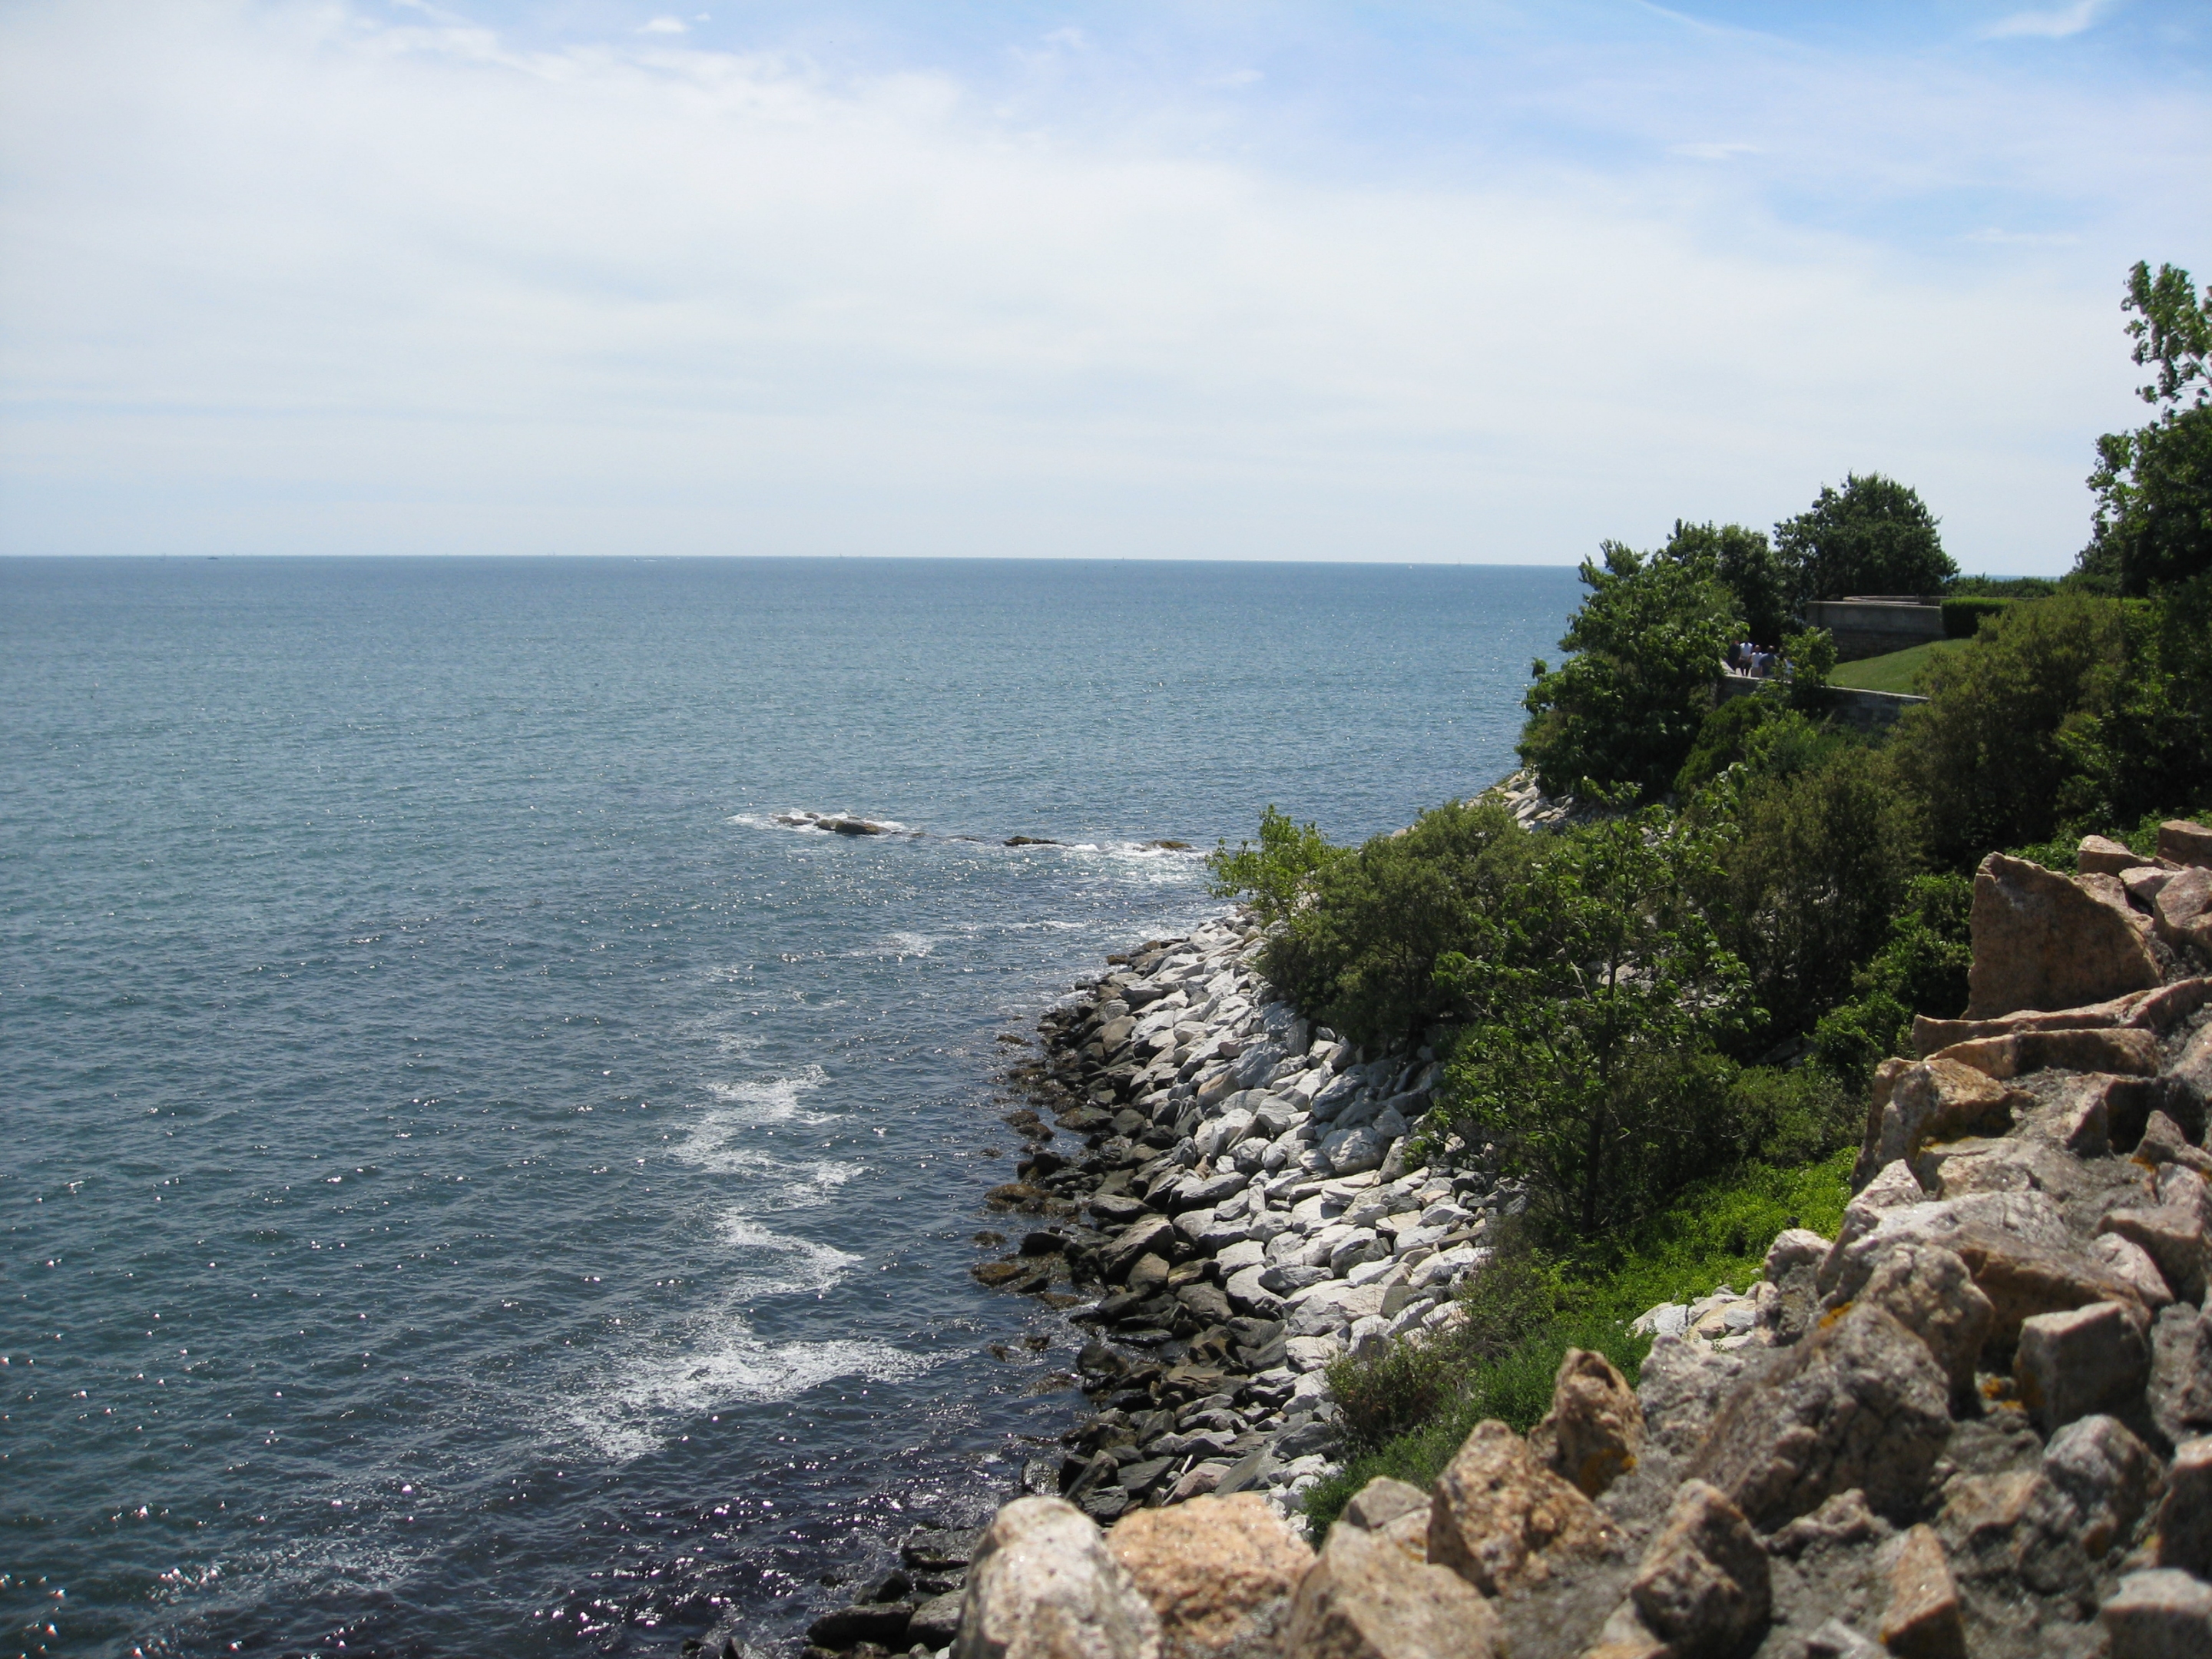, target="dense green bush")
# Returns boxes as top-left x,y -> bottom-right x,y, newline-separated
1941,596 -> 2012,637
1667,520 -> 1789,647
1300,1309 -> 1646,1540
1707,743 -> 1923,1047
1886,592 -> 2128,866
1674,694 -> 1781,796
1258,797 -> 1535,1046
2059,578 -> 2212,830
1439,808 -> 1752,1235
1518,539 -> 1740,800
1775,473 -> 1957,607
1949,576 -> 2058,599
1204,805 -> 1343,928
1806,873 -> 1974,1092
2078,263 -> 2211,598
